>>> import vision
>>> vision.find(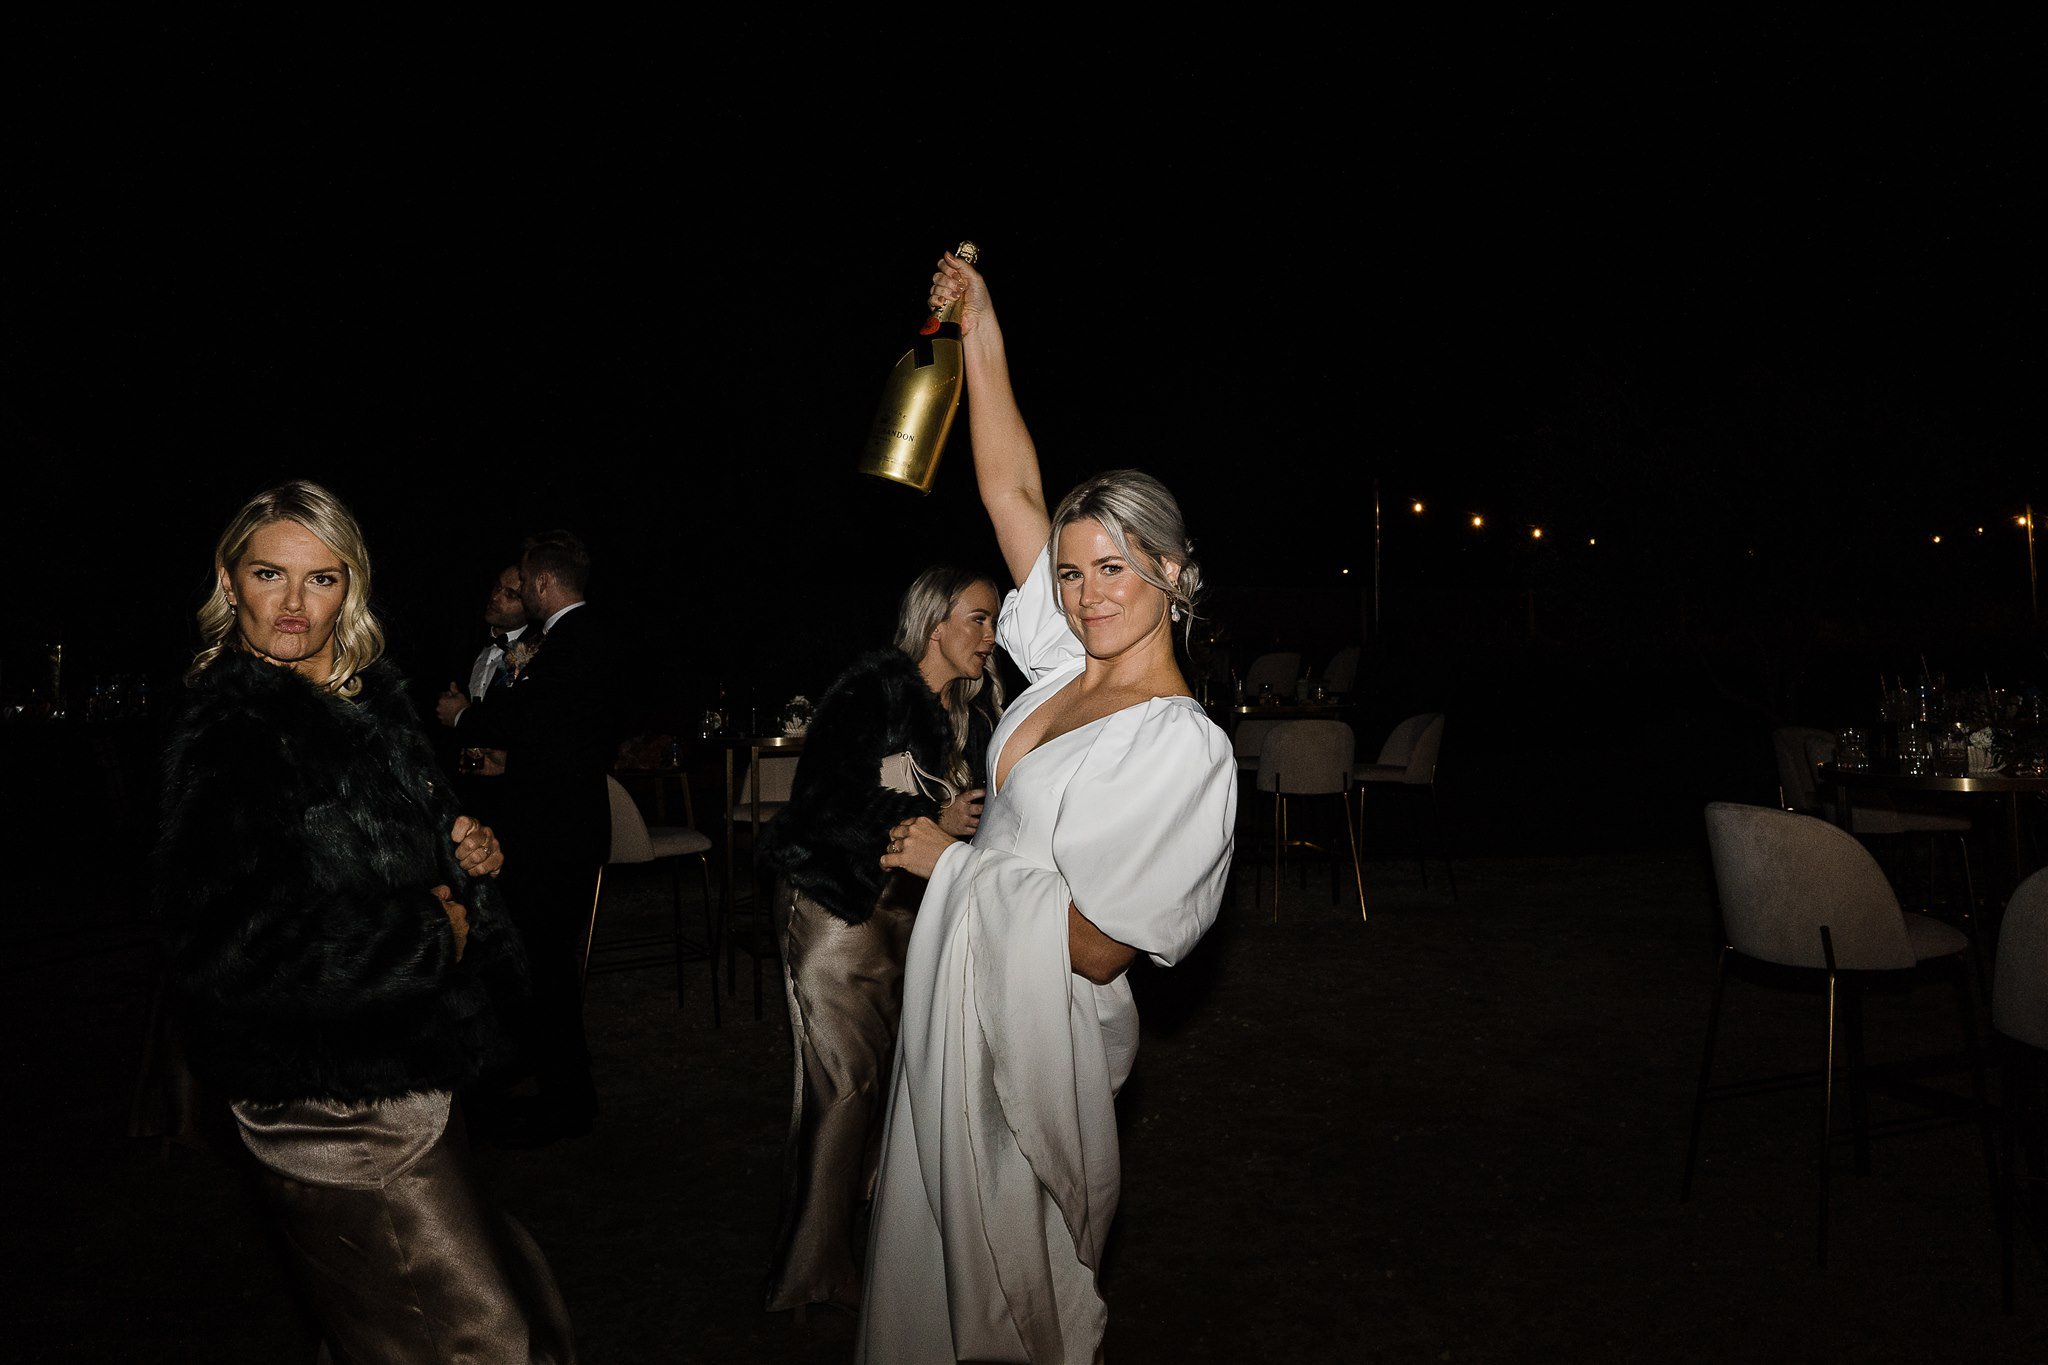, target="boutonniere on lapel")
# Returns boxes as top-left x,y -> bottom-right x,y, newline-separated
505,637 -> 543,682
